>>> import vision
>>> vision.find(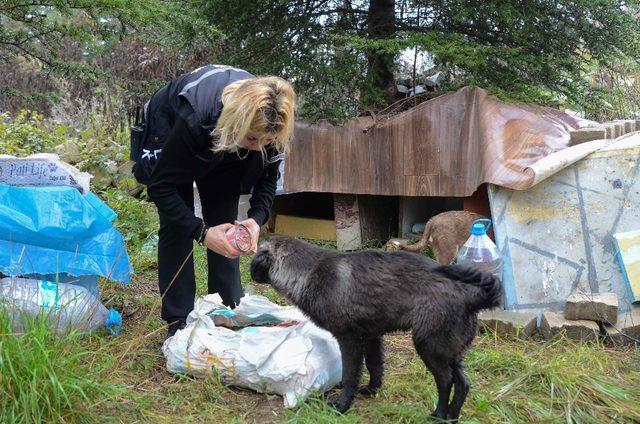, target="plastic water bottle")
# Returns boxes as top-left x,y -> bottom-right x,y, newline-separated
0,277 -> 122,335
456,219 -> 503,278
